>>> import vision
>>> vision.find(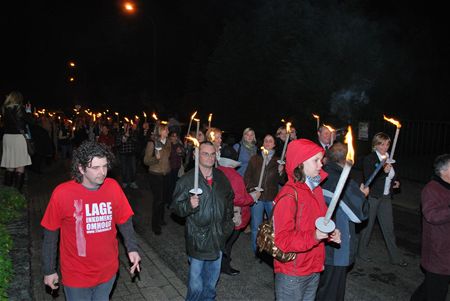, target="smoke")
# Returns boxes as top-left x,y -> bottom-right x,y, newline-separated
330,82 -> 371,122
